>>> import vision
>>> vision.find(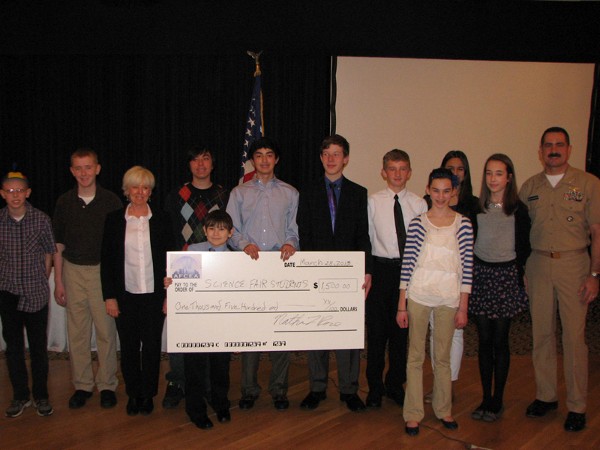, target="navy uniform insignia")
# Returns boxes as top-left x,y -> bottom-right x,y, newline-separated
564,186 -> 584,202
527,195 -> 539,201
